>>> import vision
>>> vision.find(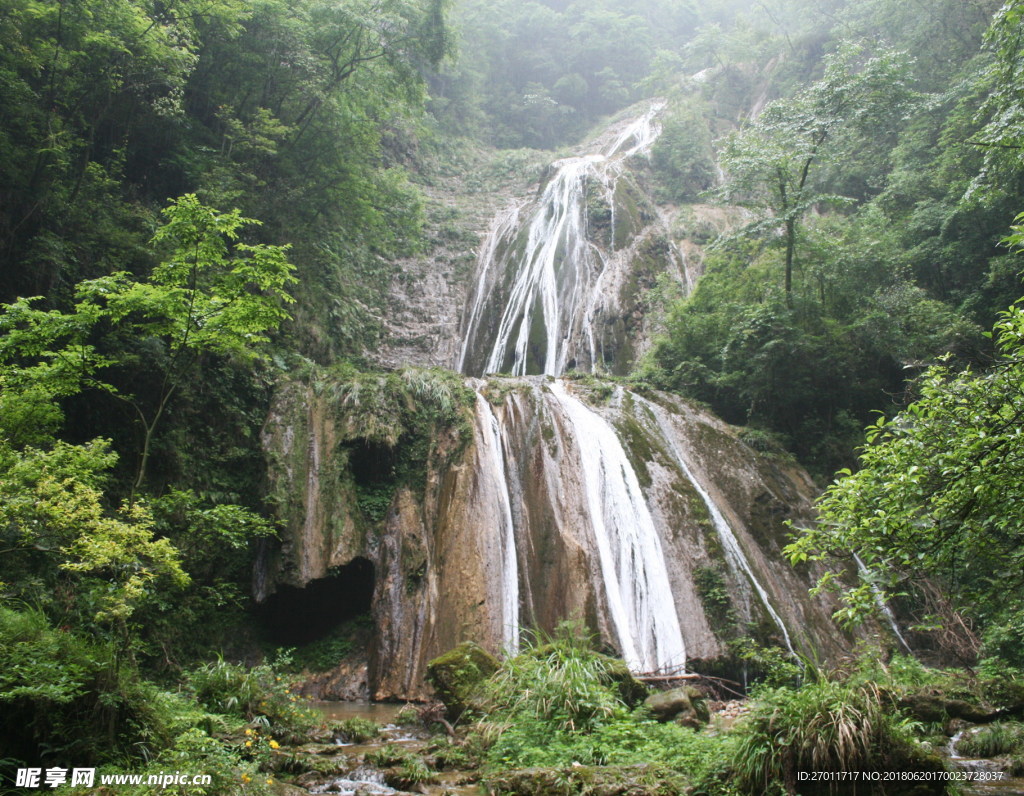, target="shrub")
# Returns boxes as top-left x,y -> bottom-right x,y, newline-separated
336,717 -> 379,743
731,672 -> 940,794
478,622 -> 632,734
185,657 -> 319,739
470,623 -> 733,793
0,607 -> 150,763
149,727 -> 274,796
